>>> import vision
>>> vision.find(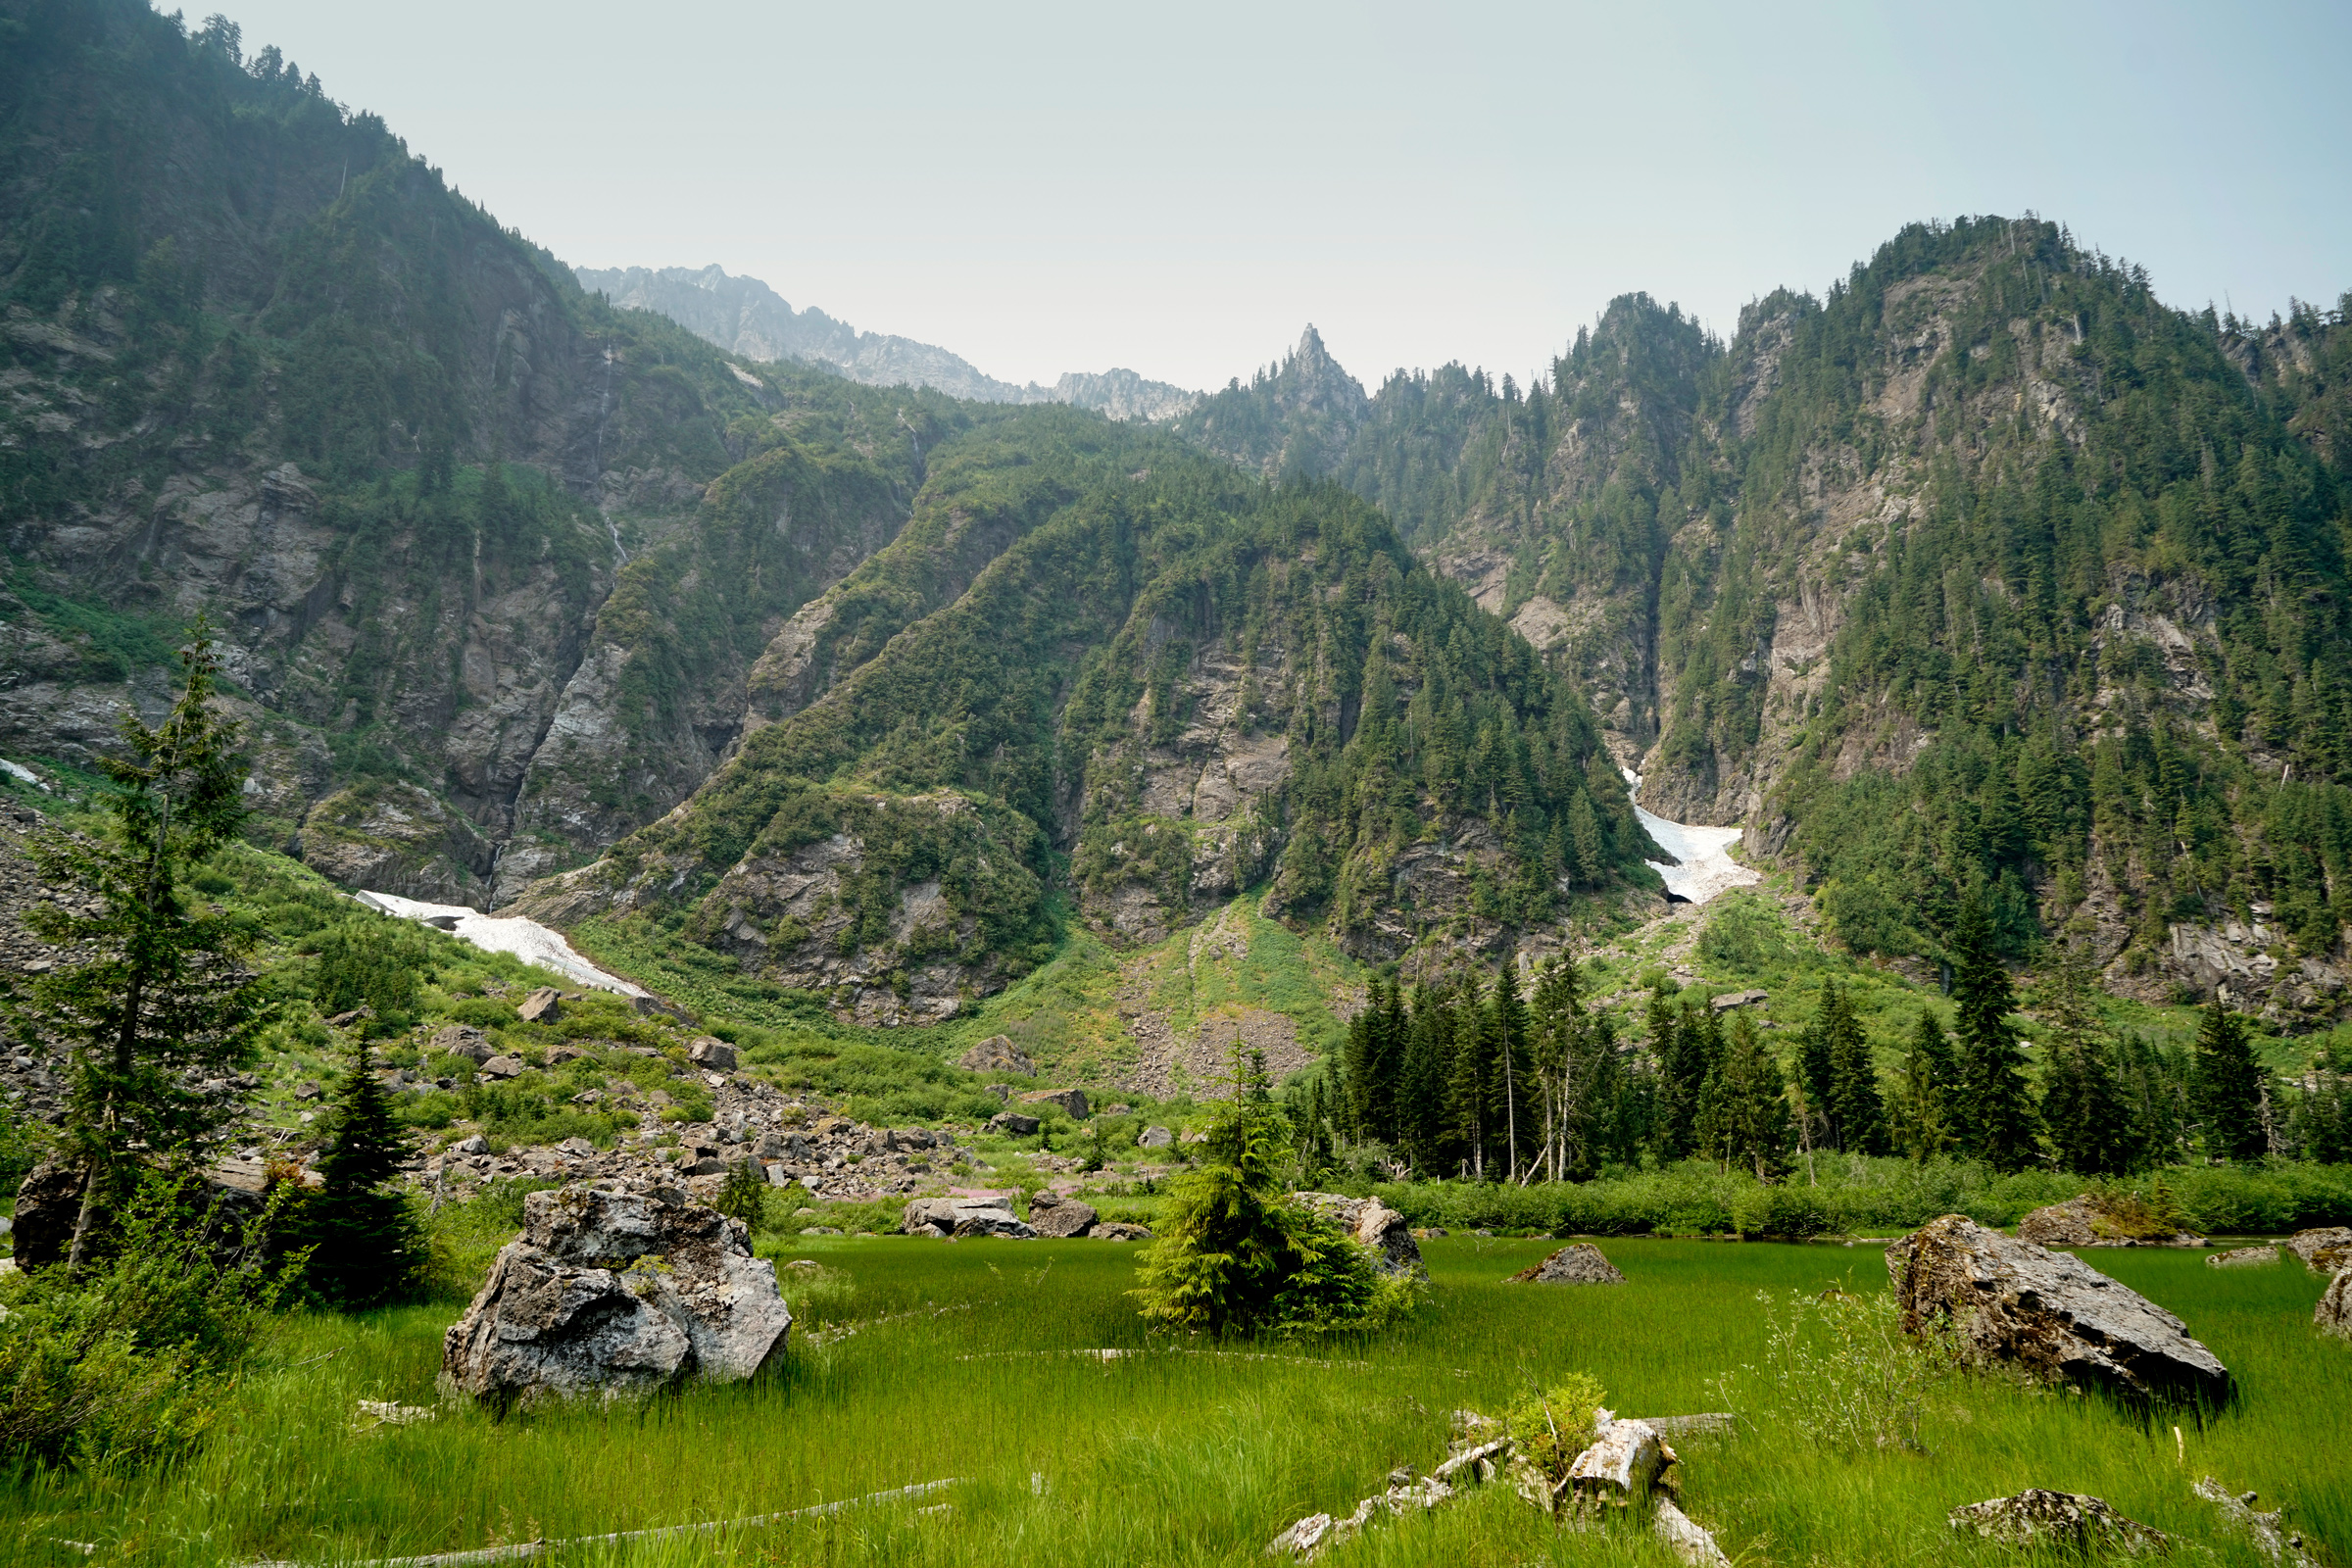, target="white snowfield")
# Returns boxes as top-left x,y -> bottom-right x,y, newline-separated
355,890 -> 649,998
1622,769 -> 1761,906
